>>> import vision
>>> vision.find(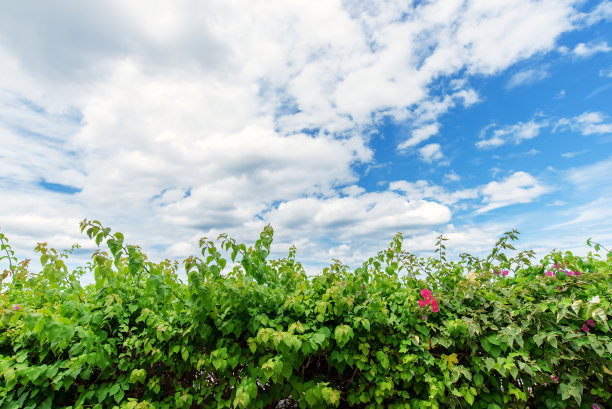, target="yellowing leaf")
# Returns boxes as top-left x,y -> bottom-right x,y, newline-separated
442,353 -> 459,369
